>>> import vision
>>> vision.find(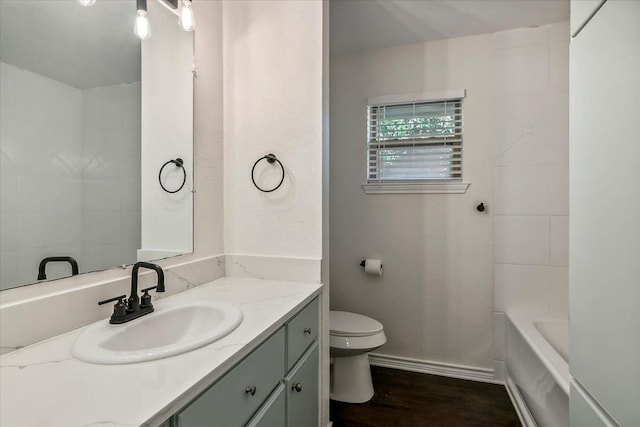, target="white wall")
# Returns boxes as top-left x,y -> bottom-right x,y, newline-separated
330,34 -> 495,370
223,0 -> 323,267
82,82 -> 141,273
141,0 -> 194,256
330,22 -> 570,375
492,22 -> 570,380
1,62 -> 83,288
570,1 -> 640,425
